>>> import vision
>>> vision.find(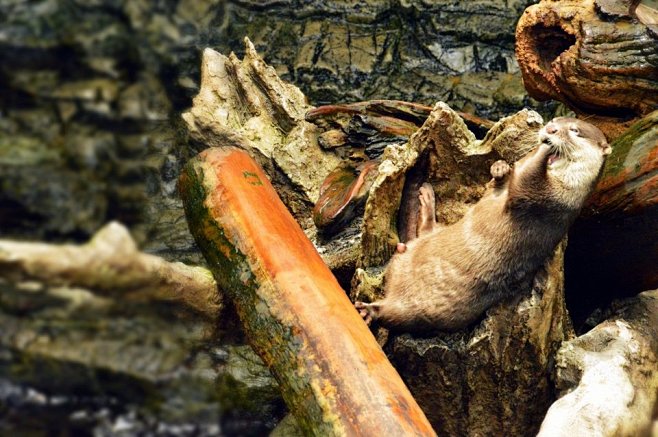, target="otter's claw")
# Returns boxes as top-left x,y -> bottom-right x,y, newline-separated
355,301 -> 375,325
